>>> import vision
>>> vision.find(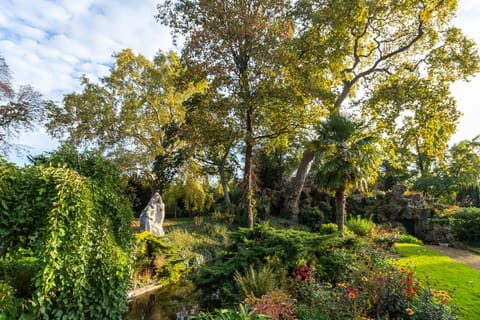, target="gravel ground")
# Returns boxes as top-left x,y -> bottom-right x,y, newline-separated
426,245 -> 480,270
